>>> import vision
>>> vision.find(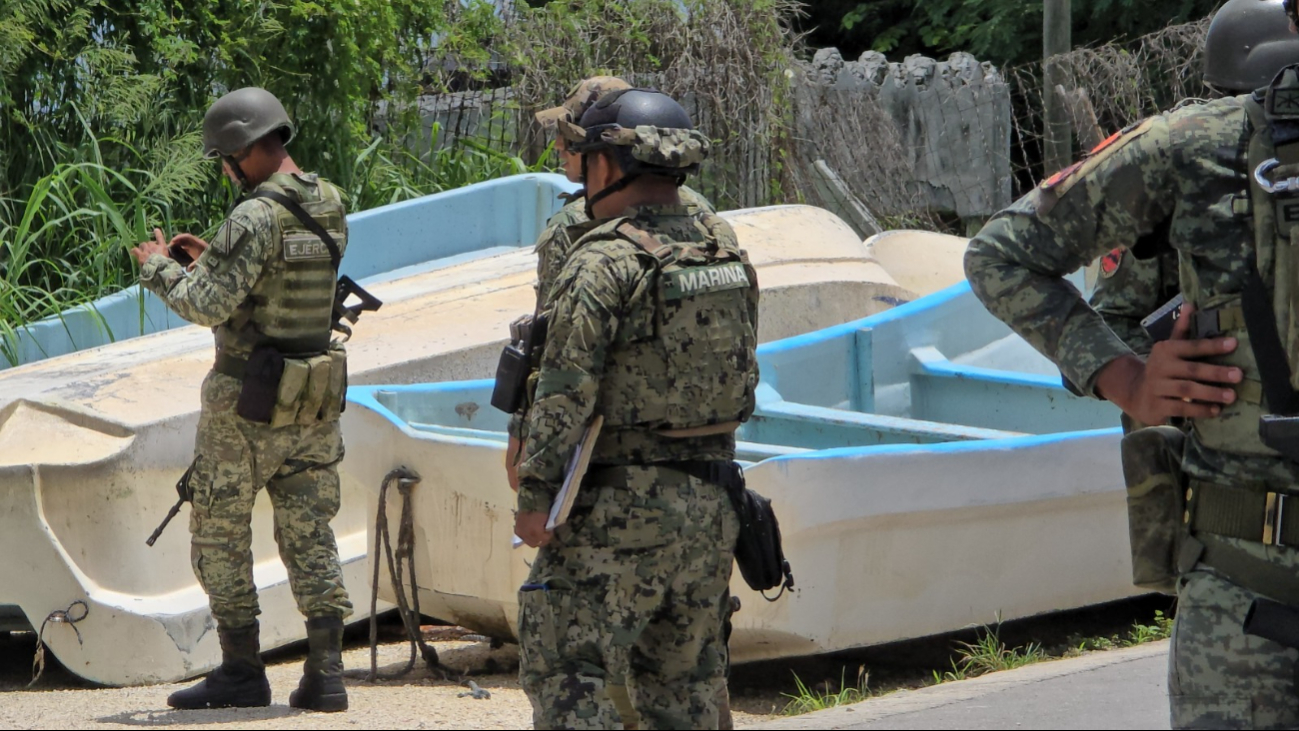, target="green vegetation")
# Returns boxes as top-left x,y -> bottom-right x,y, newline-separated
0,0 -> 529,335
774,609 -> 1175,717
781,666 -> 871,716
933,624 -> 1048,683
1067,610 -> 1175,654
